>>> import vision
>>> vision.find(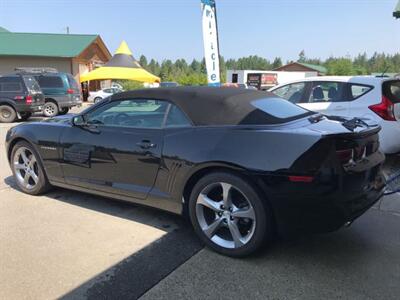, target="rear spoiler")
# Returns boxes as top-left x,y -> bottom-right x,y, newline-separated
320,115 -> 381,138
